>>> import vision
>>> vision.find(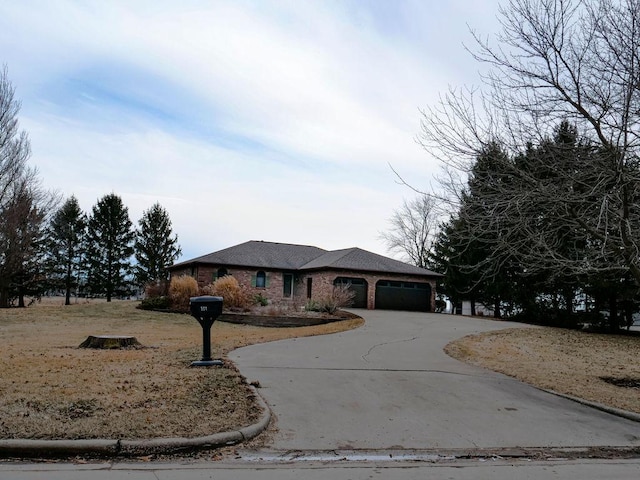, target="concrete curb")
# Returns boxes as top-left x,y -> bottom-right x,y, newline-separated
542,388 -> 640,423
0,385 -> 271,458
0,439 -> 119,458
238,391 -> 272,440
